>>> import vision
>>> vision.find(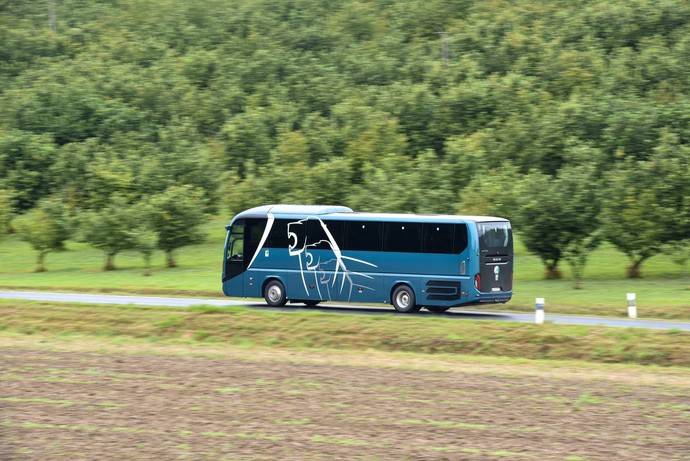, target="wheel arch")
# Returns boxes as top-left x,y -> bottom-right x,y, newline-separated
261,276 -> 288,298
389,281 -> 415,305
